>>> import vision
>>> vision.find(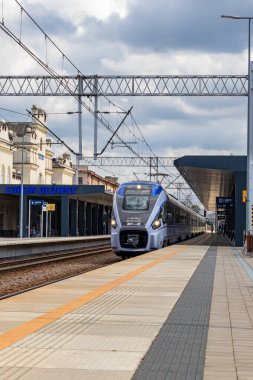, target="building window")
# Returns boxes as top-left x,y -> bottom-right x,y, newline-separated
1,165 -> 5,184
78,177 -> 83,185
7,167 -> 10,184
39,172 -> 43,184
